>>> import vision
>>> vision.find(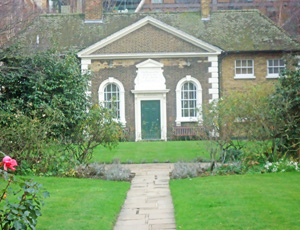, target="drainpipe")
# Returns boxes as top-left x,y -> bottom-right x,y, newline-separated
135,0 -> 145,13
